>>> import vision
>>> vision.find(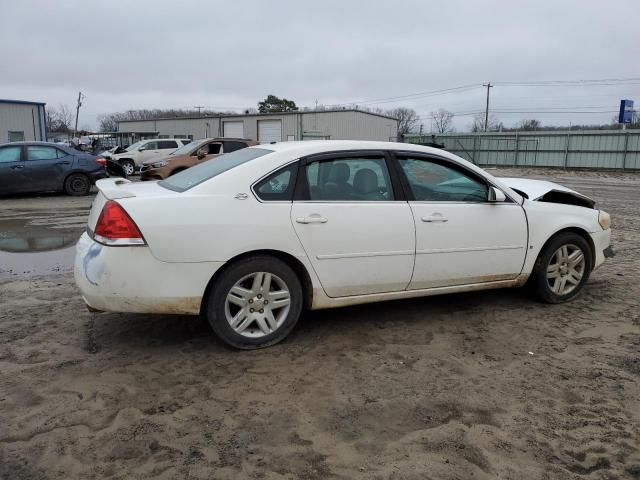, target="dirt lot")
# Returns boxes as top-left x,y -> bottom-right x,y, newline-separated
1,170 -> 639,480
